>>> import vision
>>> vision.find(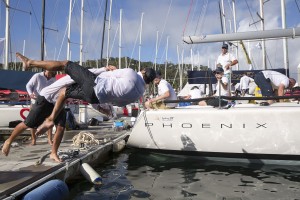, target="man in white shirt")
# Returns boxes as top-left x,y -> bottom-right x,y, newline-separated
216,43 -> 238,95
15,52 -> 156,134
254,70 -> 296,104
199,67 -> 229,107
26,70 -> 56,146
239,72 -> 254,96
145,72 -> 177,109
